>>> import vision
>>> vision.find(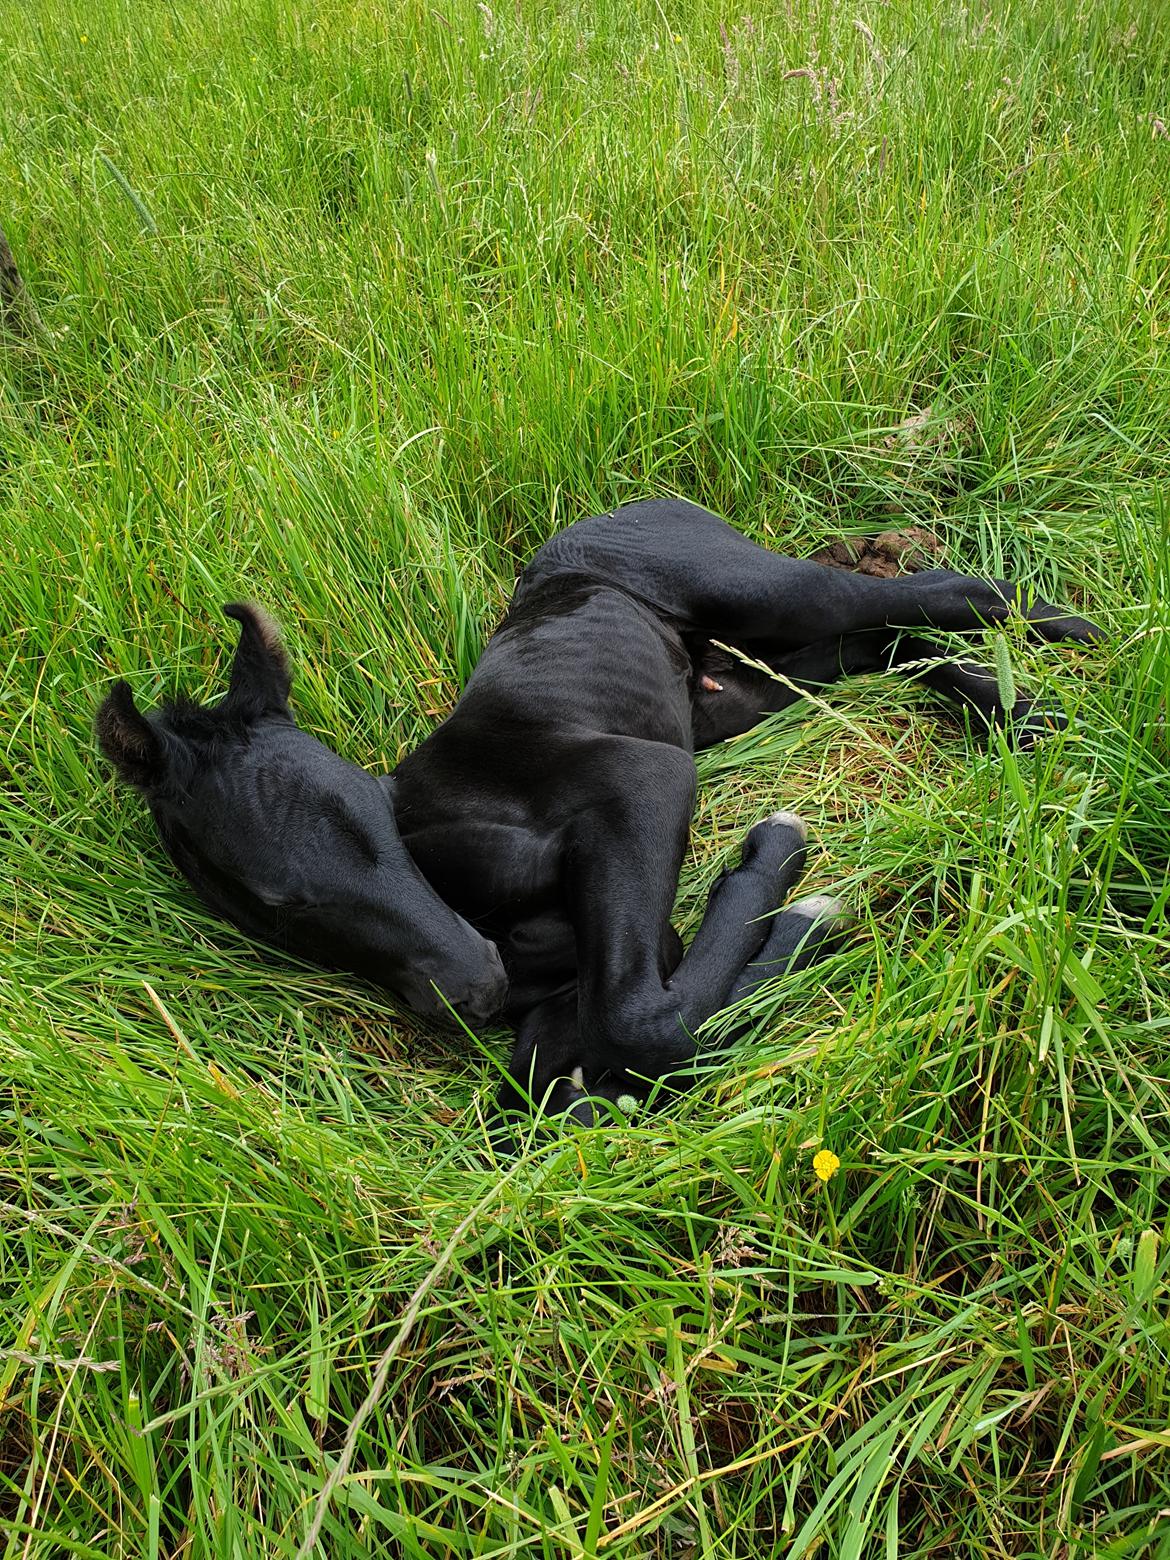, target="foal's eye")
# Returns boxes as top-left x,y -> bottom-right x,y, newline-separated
249,883 -> 322,912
